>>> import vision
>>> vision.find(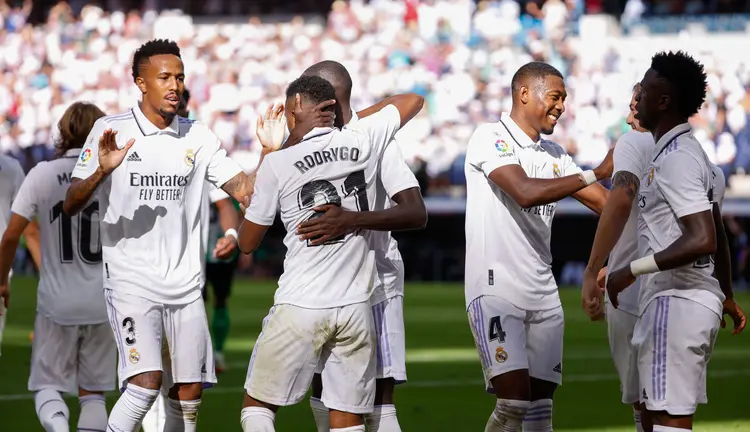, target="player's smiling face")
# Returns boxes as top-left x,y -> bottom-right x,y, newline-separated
138,54 -> 185,119
529,75 -> 566,136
